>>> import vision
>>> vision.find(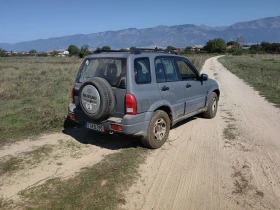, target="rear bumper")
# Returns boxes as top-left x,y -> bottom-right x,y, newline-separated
68,103 -> 152,136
